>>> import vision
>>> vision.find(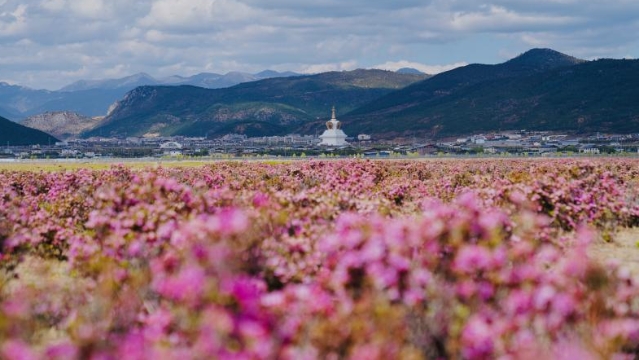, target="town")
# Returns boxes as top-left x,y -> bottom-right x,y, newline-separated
2,130 -> 639,160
